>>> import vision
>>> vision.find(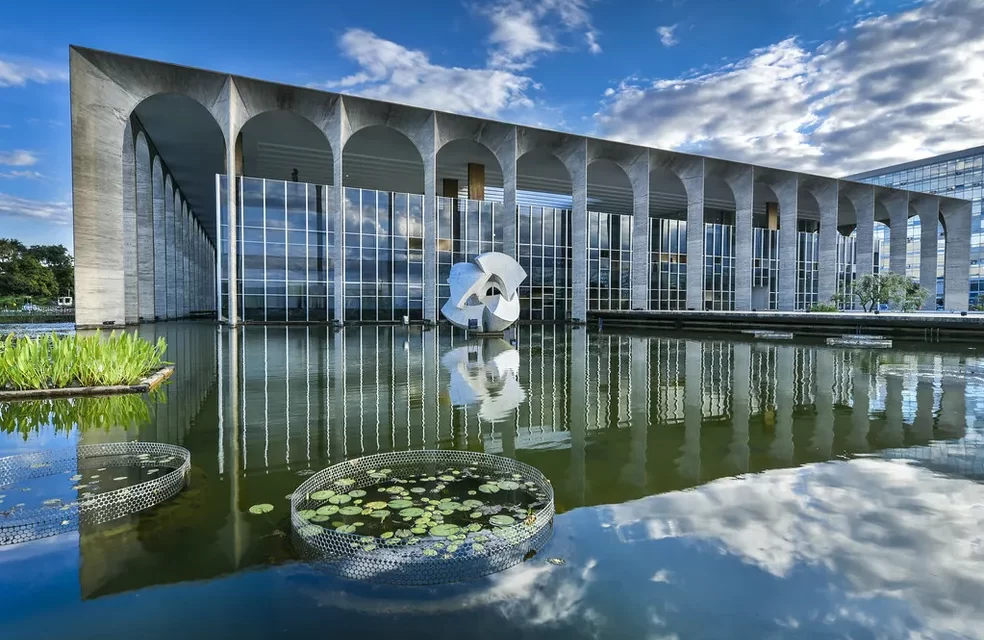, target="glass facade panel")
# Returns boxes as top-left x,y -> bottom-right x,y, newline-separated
436,196 -> 504,307
796,230 -> 819,310
518,205 -> 571,321
704,223 -> 735,310
752,228 -> 779,310
588,211 -> 633,311
650,218 -> 687,310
